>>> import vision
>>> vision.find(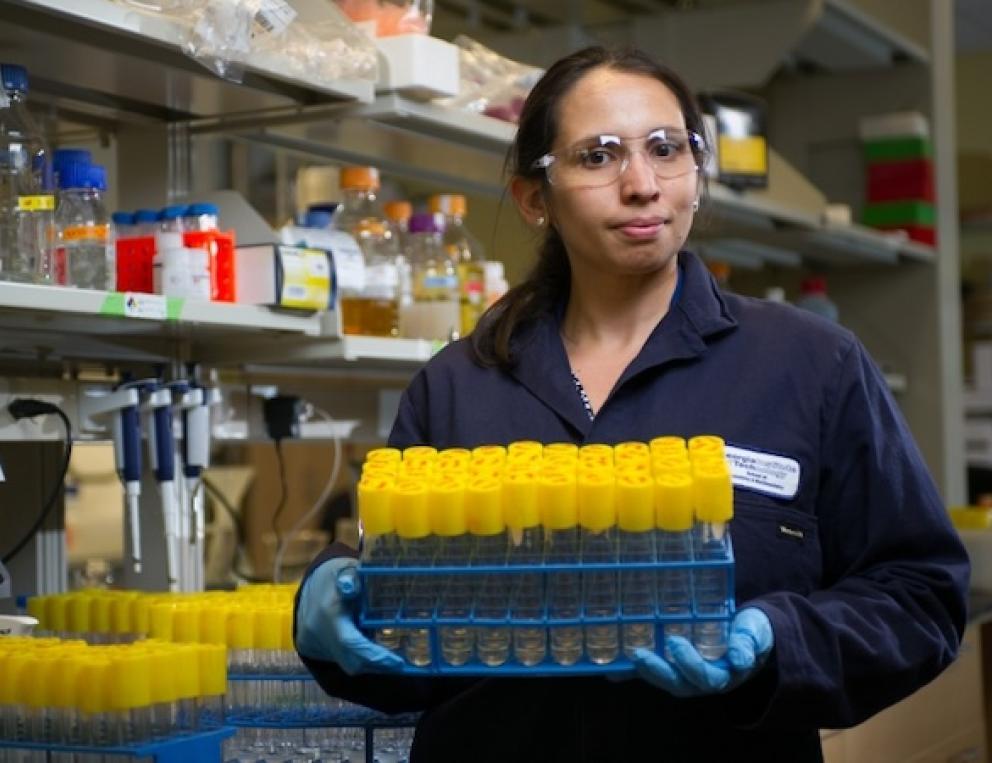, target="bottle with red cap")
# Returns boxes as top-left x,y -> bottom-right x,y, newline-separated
331,166 -> 402,337
795,275 -> 839,322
